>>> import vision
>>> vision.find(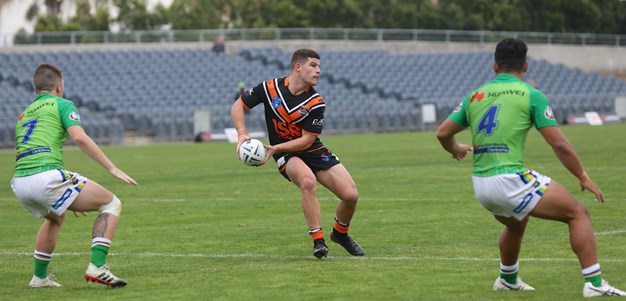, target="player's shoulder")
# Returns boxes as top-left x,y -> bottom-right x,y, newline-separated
264,77 -> 285,85
522,82 -> 549,102
55,96 -> 77,106
307,86 -> 322,98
